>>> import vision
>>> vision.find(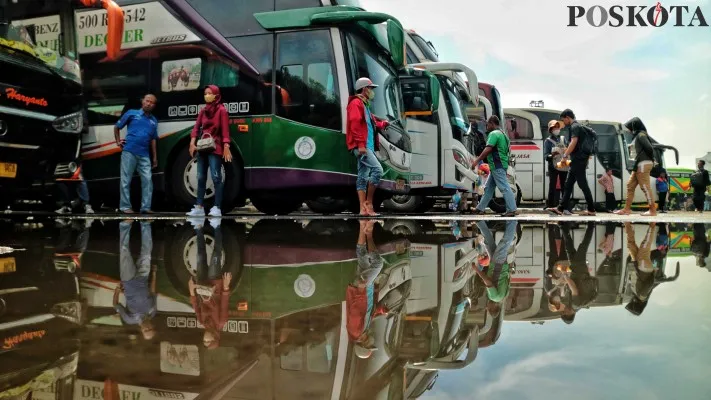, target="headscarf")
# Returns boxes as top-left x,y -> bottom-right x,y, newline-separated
202,85 -> 223,122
